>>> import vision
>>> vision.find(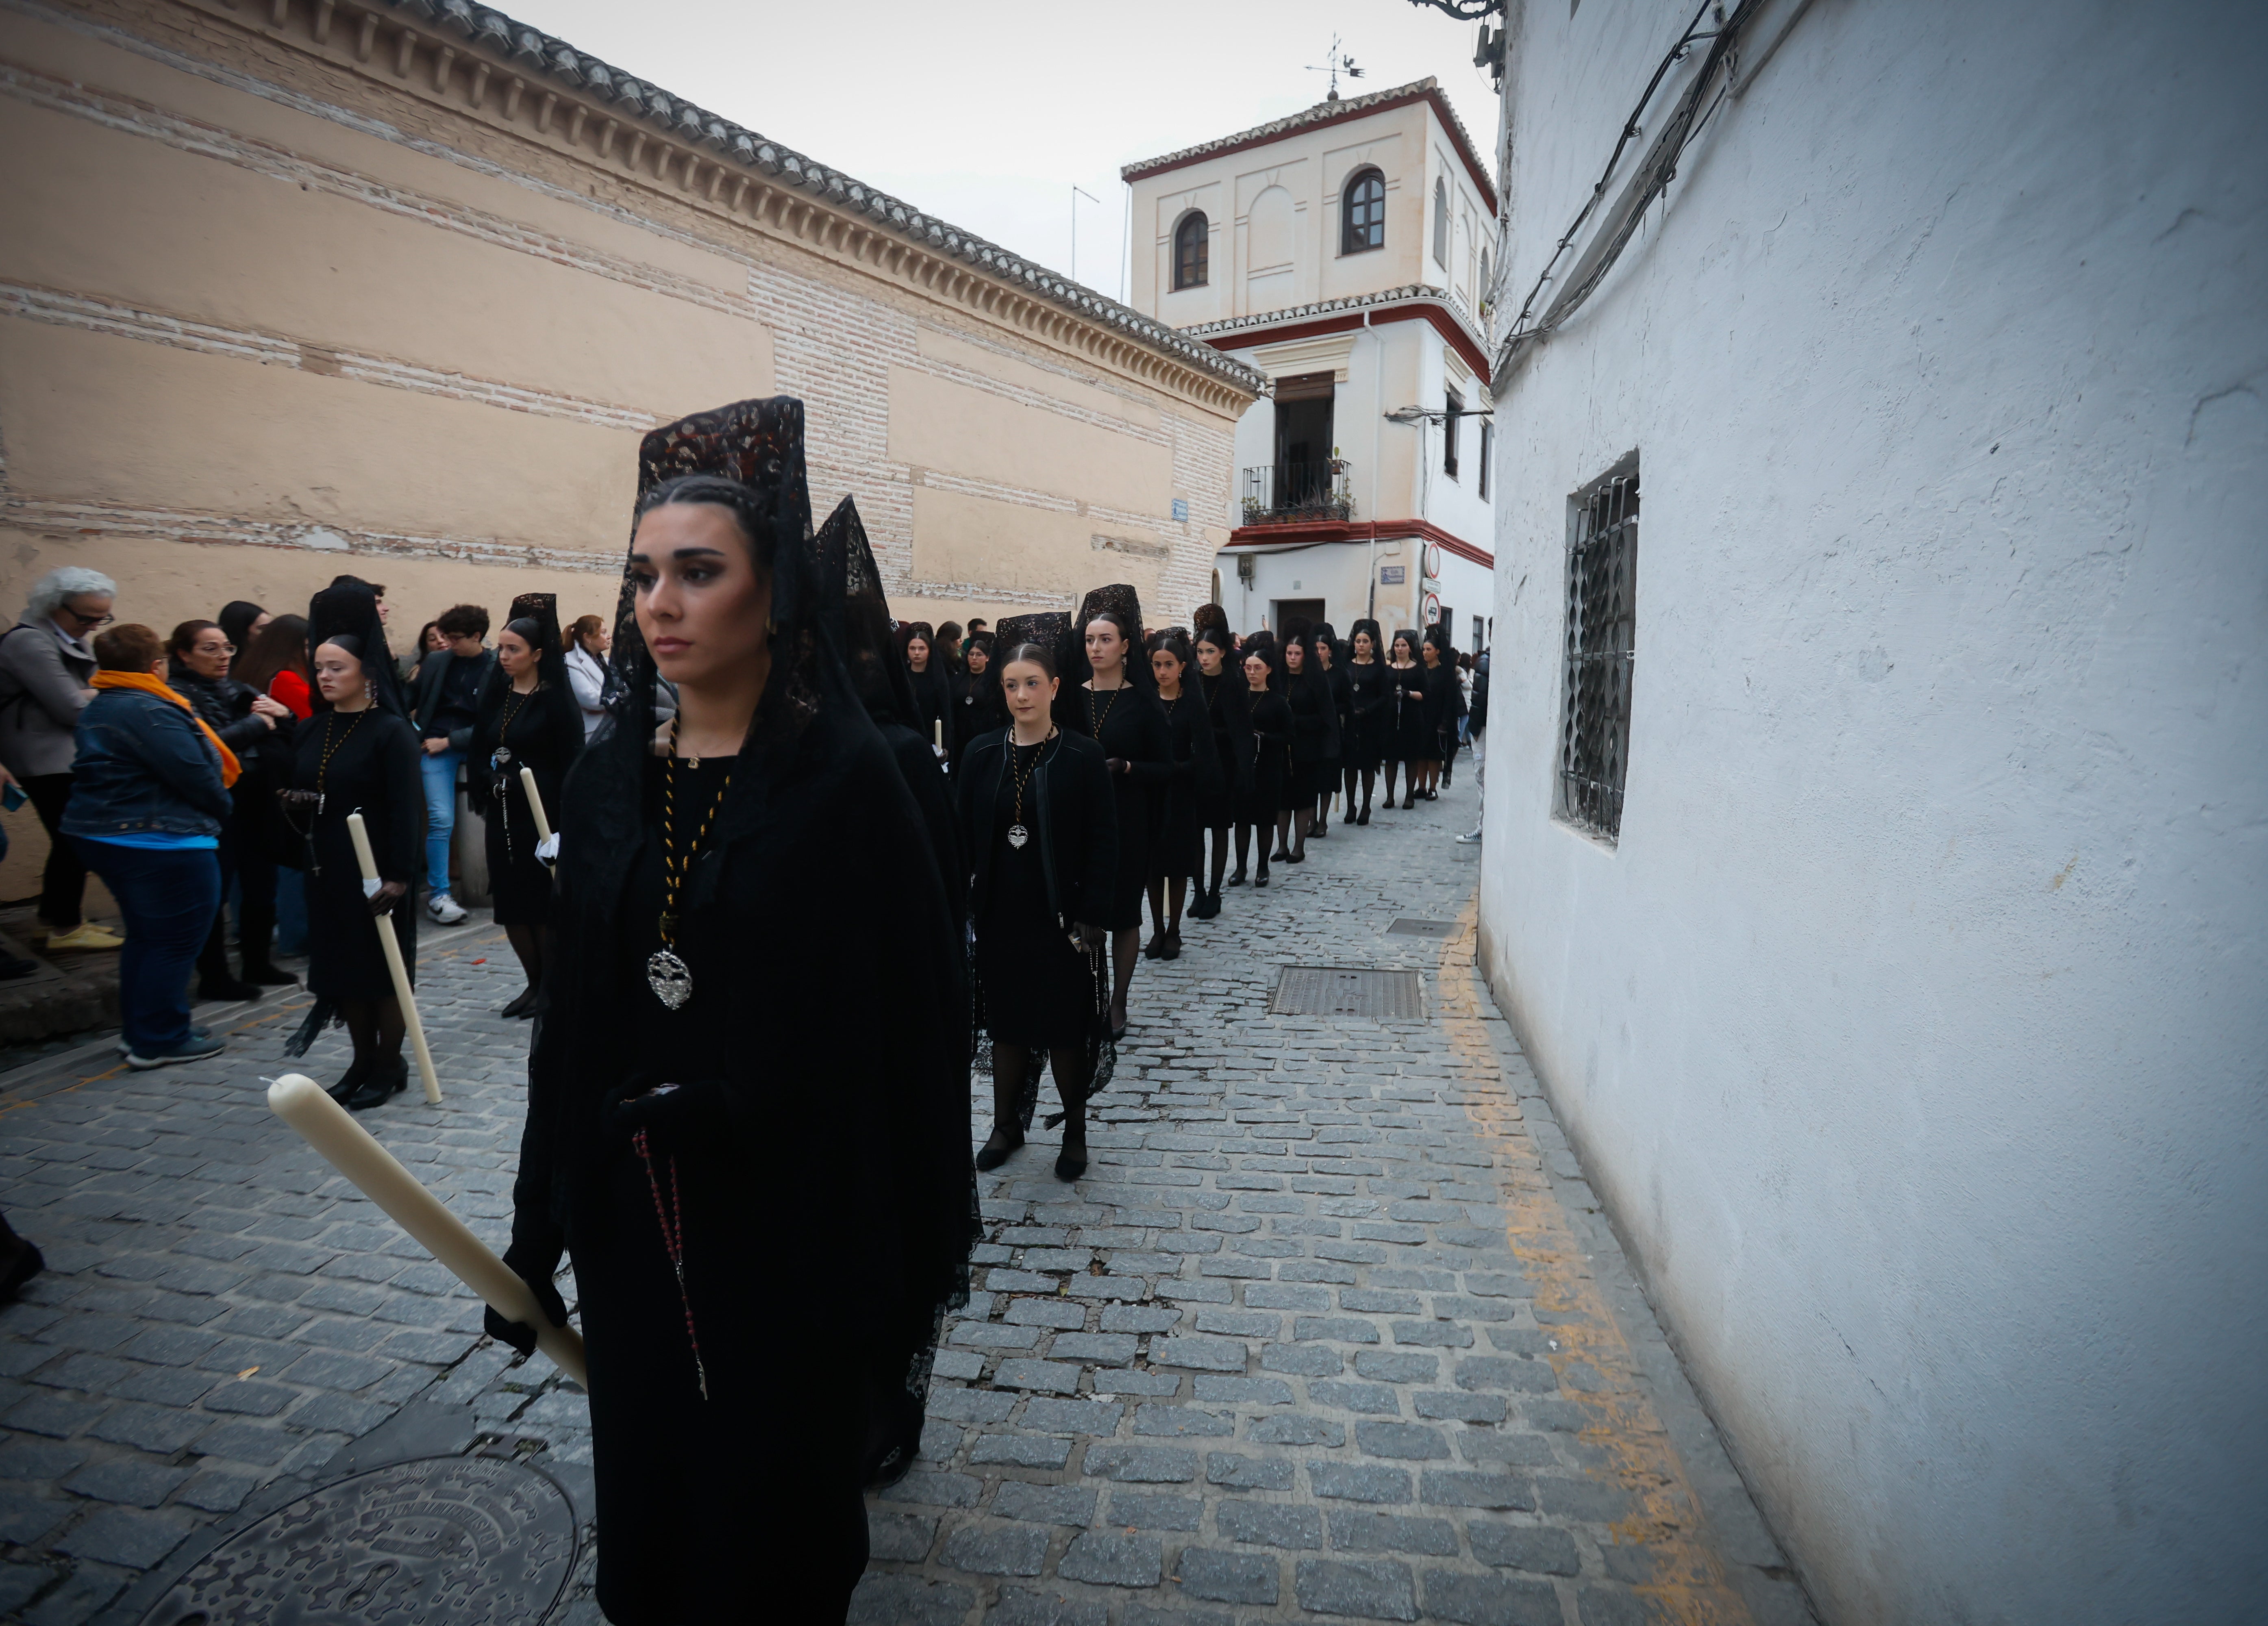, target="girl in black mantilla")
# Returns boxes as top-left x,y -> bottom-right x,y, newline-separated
470,593 -> 584,1019
1055,587 -> 1169,1041
1143,629 -> 1221,959
1309,621 -> 1351,840
1234,641 -> 1292,889
487,399 -> 976,1626
1385,628 -> 1433,811
897,621 -> 952,759
956,636 -> 1116,1181
1275,626 -> 1339,866
1342,619 -> 1388,824
281,583 -> 423,1110
950,632 -> 1005,758
1187,624 -> 1248,920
